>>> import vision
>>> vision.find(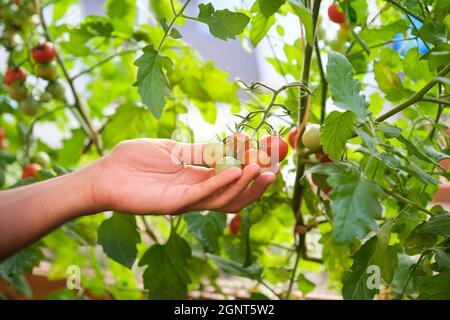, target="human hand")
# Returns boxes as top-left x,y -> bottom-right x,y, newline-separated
88,139 -> 276,215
